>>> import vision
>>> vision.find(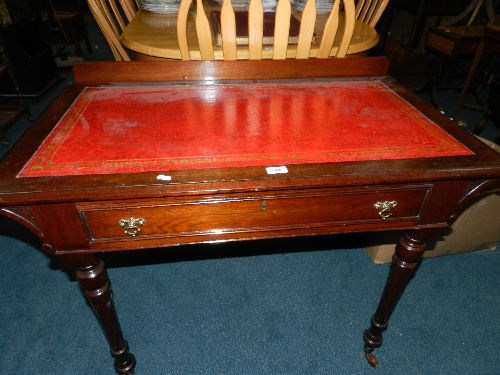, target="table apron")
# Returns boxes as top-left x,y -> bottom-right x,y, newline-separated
70,183 -> 436,250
